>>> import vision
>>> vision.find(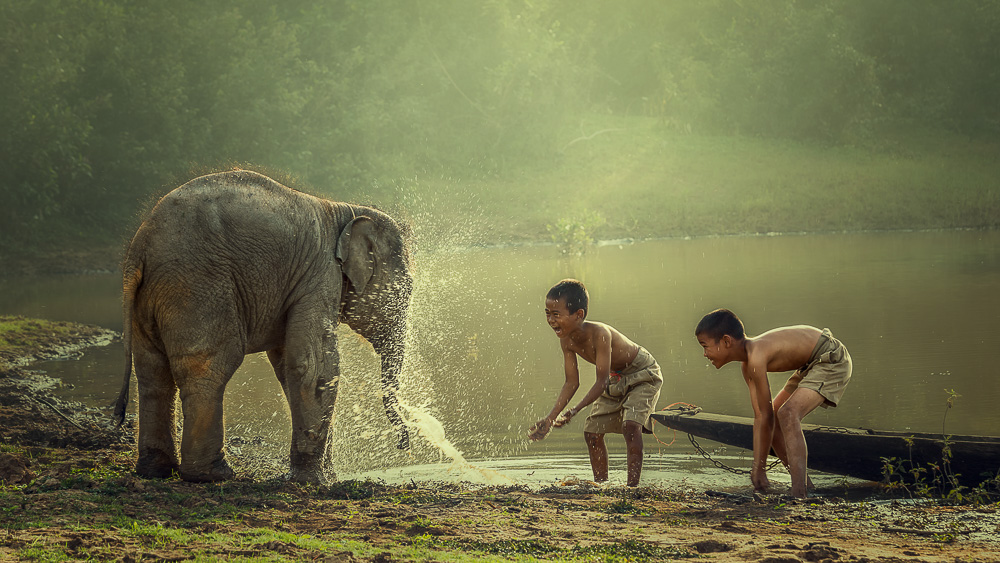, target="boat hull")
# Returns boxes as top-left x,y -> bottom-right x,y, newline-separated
651,411 -> 1000,486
